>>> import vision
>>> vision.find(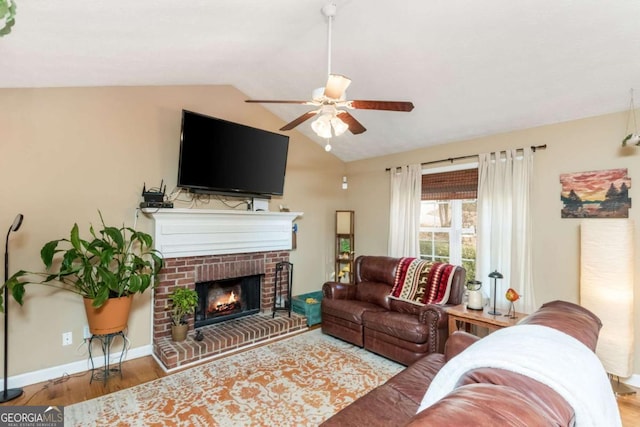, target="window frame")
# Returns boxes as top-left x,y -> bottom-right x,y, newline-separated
419,162 -> 478,278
